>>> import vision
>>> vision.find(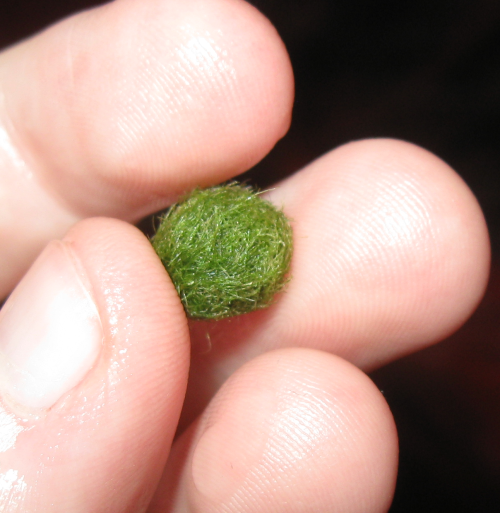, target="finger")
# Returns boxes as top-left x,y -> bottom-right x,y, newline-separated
149,348 -> 398,513
183,138 -> 489,427
0,0 -> 293,296
0,218 -> 189,512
